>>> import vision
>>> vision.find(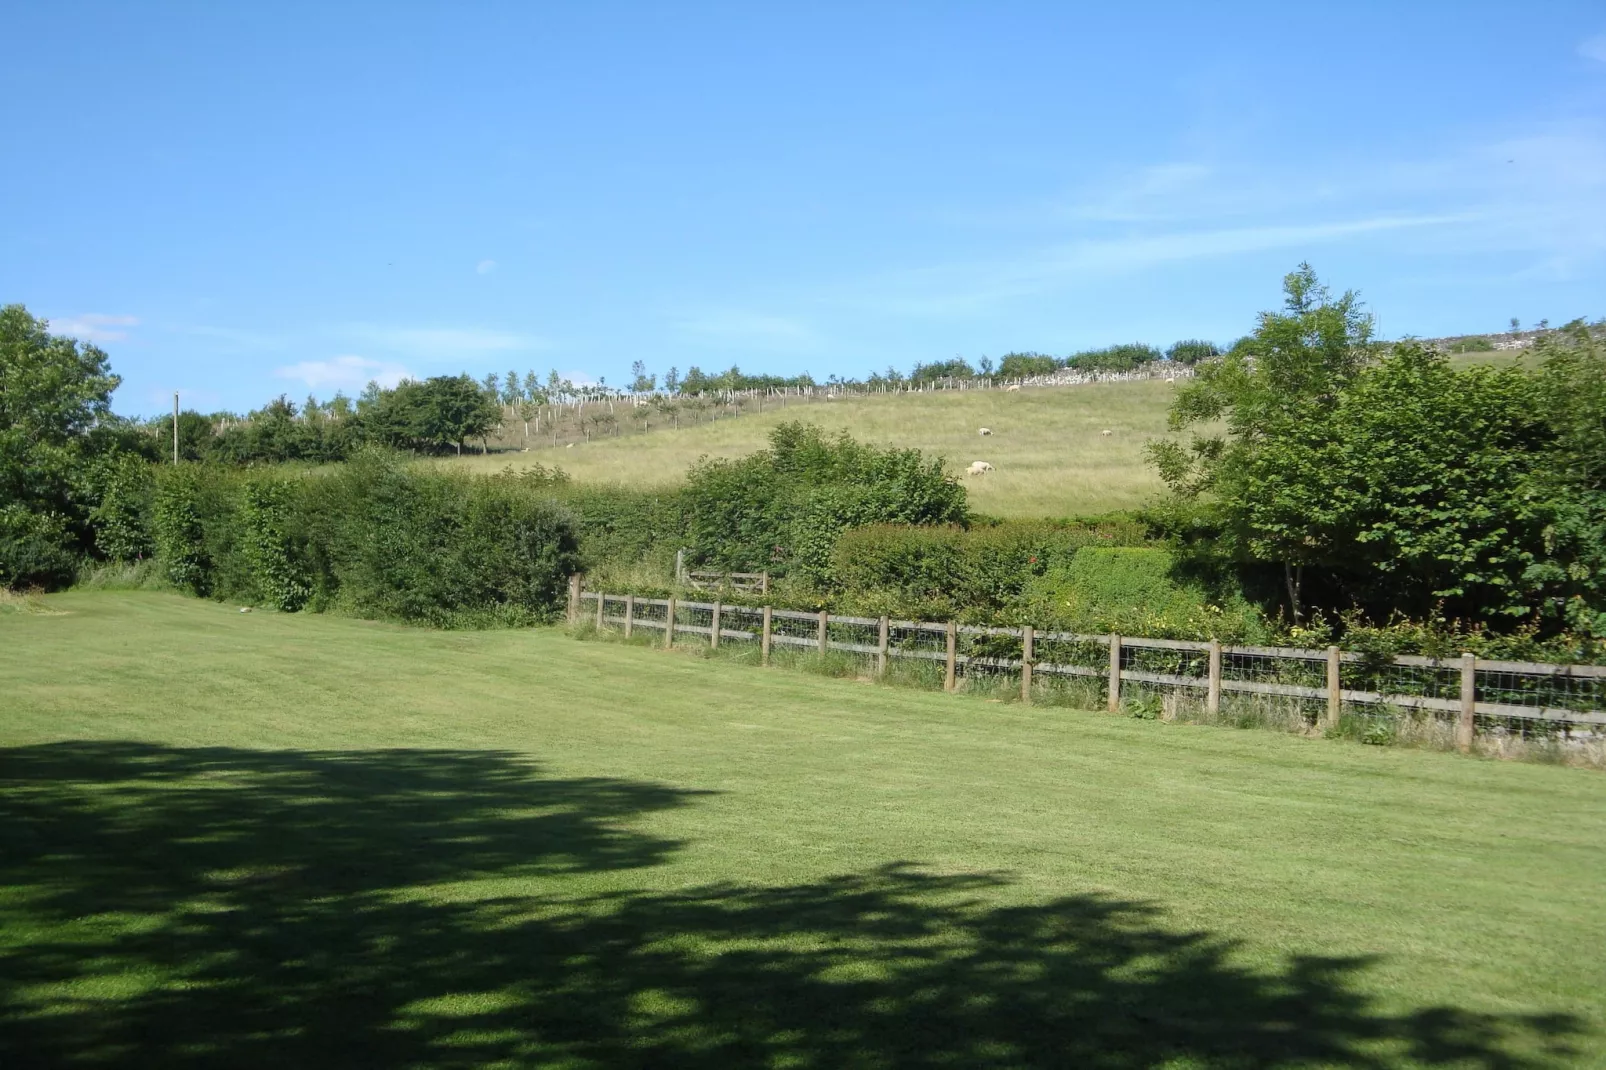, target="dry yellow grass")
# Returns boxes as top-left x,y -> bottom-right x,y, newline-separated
453,380 -> 1198,518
